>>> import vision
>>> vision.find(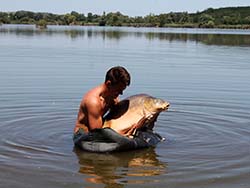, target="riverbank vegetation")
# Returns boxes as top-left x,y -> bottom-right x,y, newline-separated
1,6 -> 250,29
